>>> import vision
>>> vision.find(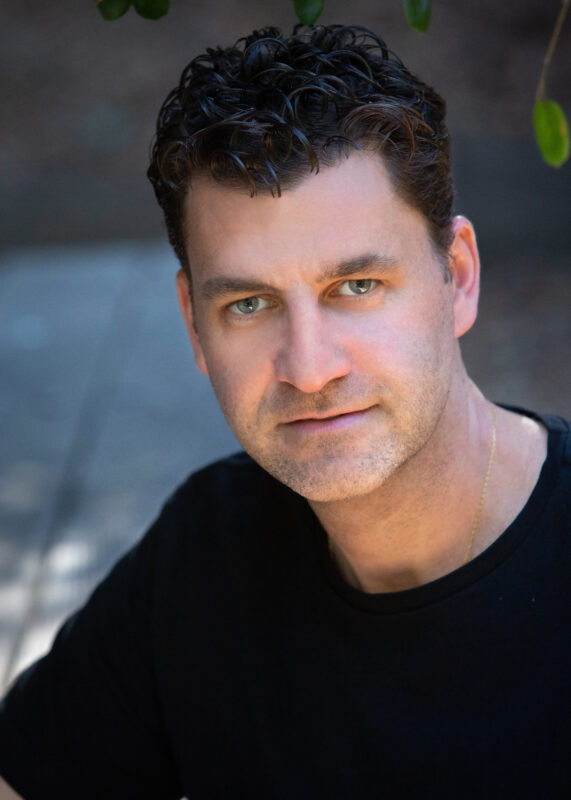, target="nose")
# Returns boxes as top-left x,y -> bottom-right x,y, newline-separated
274,306 -> 351,394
